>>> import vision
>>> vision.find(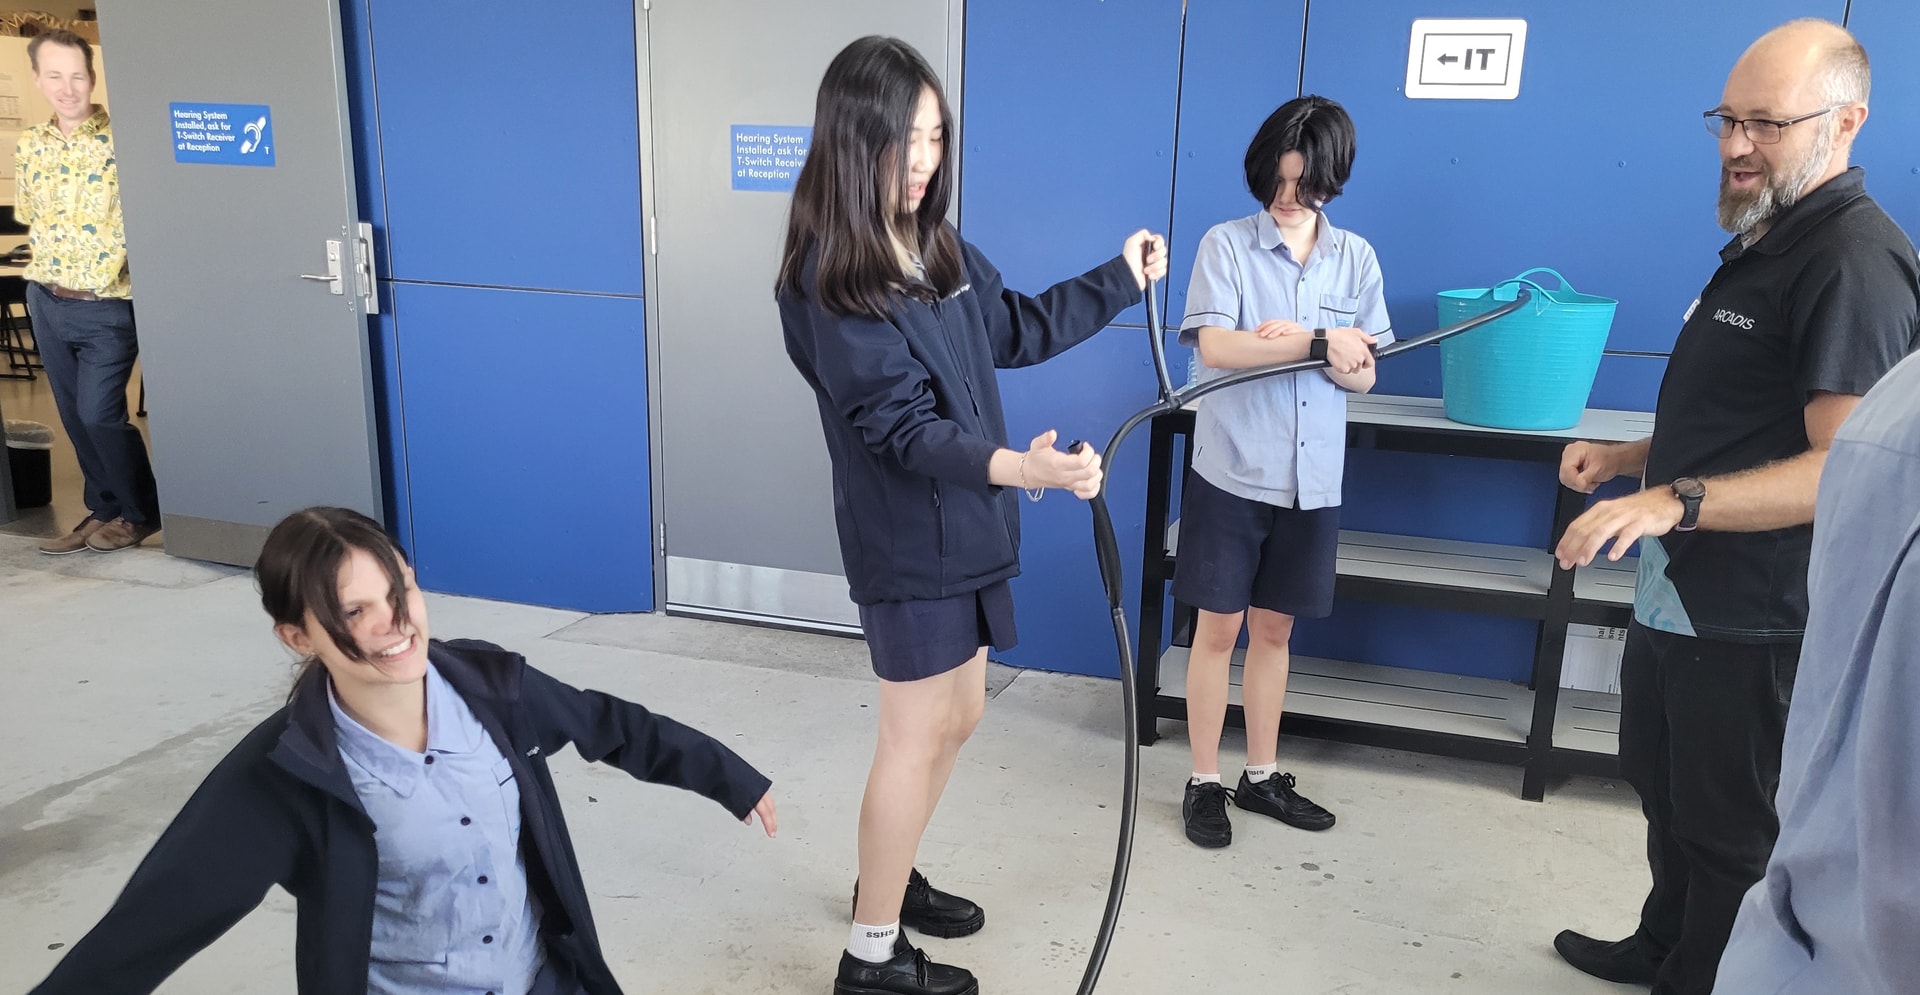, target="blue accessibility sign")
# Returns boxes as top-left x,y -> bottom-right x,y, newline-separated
731,124 -> 811,192
170,102 -> 275,167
